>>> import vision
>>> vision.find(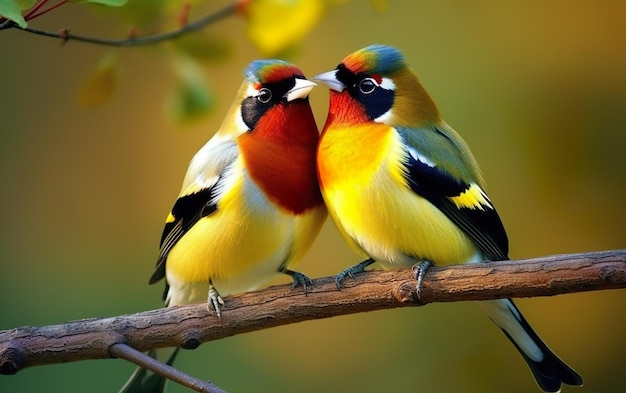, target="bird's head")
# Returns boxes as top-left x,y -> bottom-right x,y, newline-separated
313,44 -> 441,127
220,59 -> 318,143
